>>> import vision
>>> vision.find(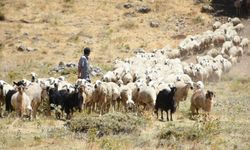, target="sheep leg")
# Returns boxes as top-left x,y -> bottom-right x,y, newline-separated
170,110 -> 173,121
91,102 -> 95,113
176,101 -> 179,109
196,108 -> 199,114
117,100 -> 121,112
160,109 -> 163,121
100,102 -> 106,116
190,105 -> 196,116
166,111 -> 169,121
112,100 -> 116,113
154,108 -> 158,119
122,101 -> 127,112
0,103 -> 3,117
17,109 -> 22,118
29,109 -> 33,121
32,106 -> 38,119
